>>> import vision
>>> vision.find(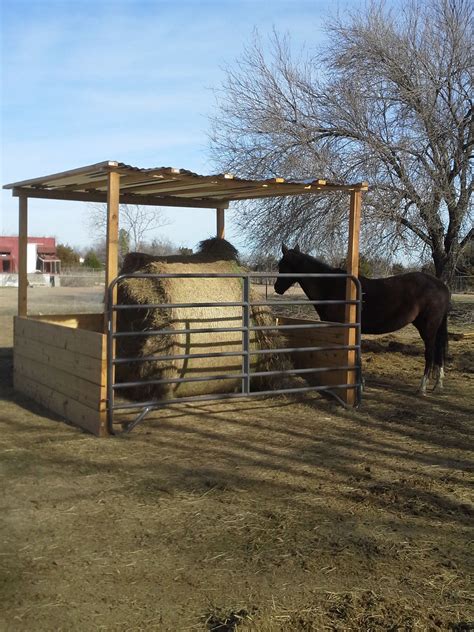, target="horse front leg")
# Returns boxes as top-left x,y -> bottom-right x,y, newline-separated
418,373 -> 429,396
